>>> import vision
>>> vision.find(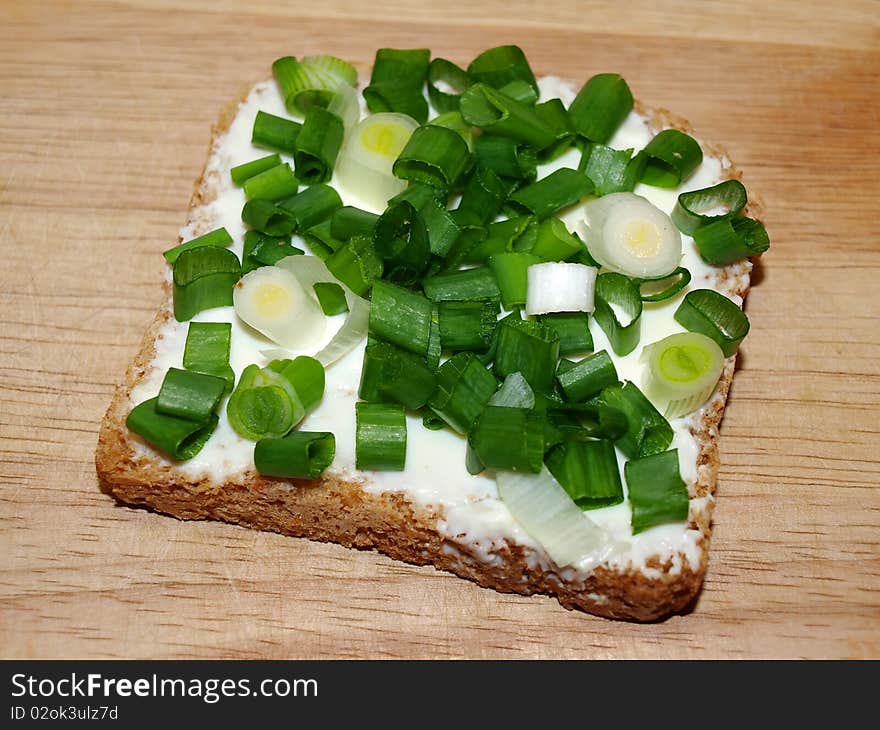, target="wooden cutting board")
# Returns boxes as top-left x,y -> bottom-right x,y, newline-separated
1,0 -> 878,659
